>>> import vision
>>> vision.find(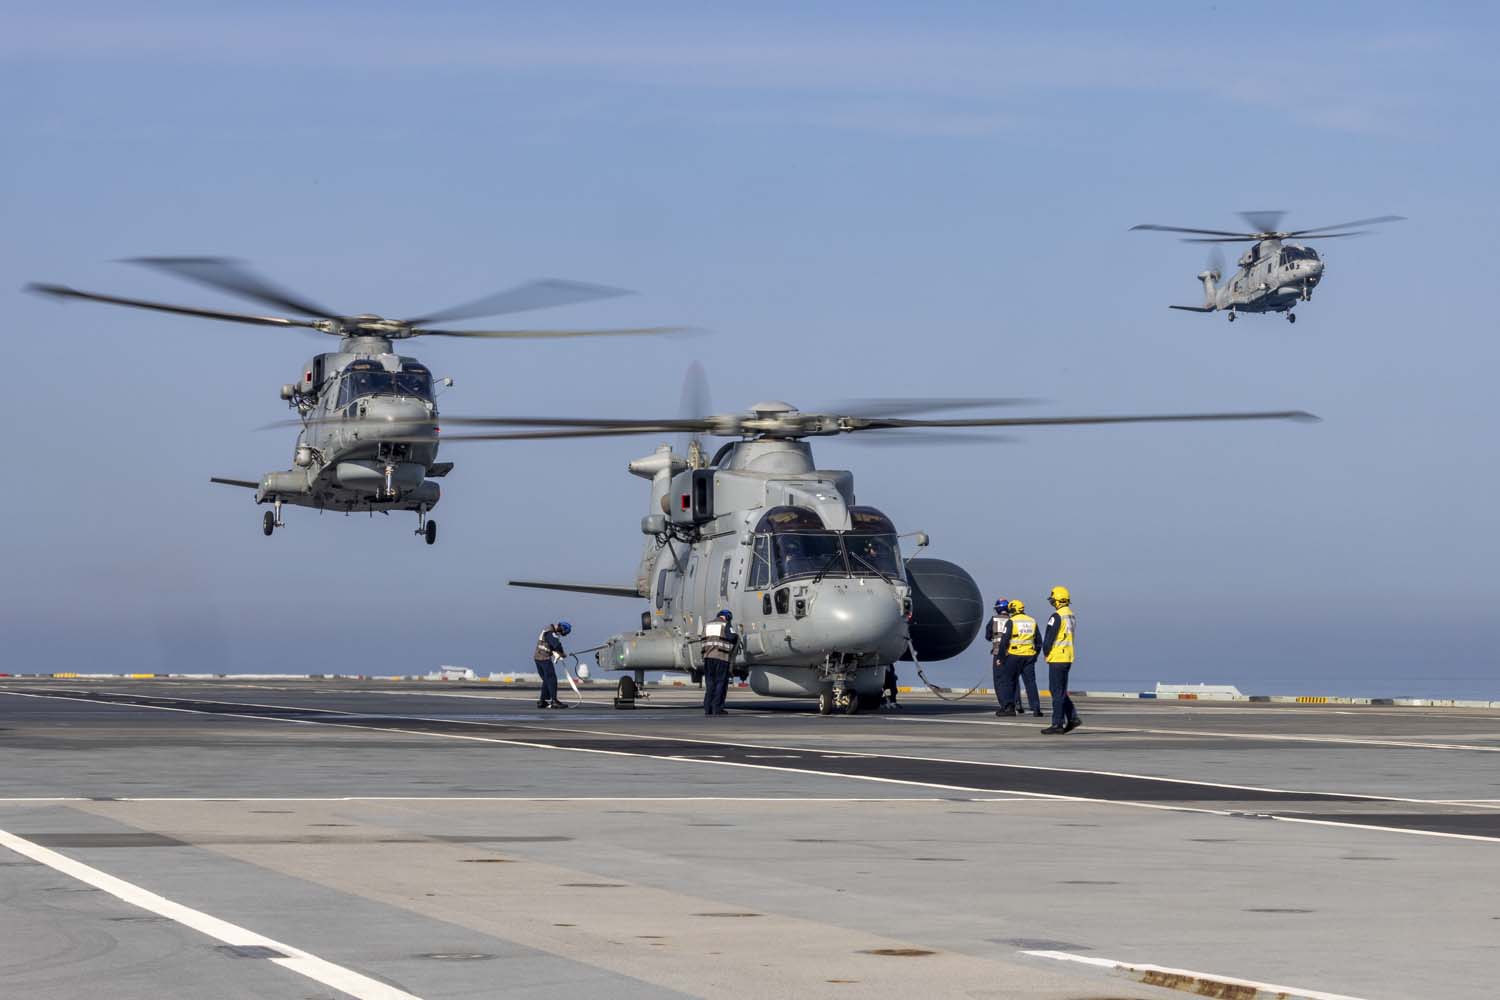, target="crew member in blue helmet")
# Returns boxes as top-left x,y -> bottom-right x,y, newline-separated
532,621 -> 572,709
701,610 -> 739,716
984,599 -> 1015,715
